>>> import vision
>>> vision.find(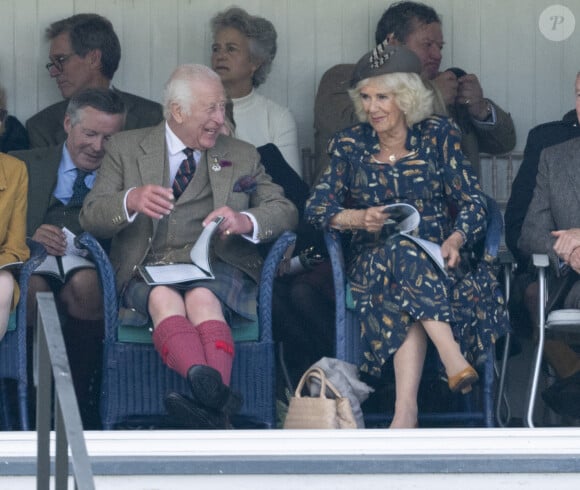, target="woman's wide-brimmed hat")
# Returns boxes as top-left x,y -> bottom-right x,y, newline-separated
350,43 -> 422,87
